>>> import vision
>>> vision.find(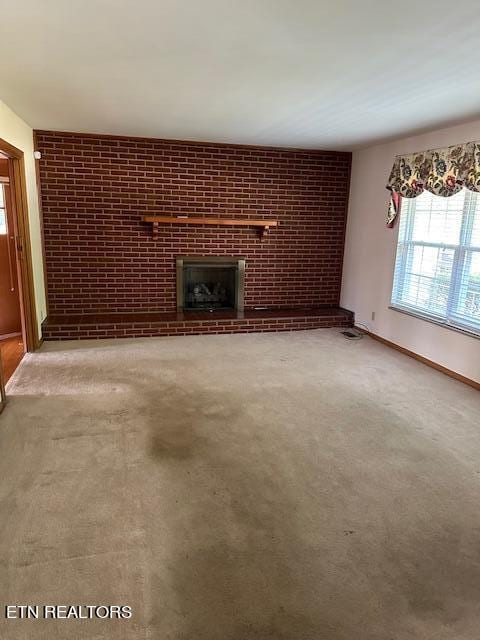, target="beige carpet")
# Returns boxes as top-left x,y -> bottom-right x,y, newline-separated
1,329 -> 479,640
